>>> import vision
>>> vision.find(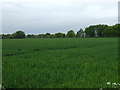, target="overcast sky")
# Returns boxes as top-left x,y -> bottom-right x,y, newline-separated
2,0 -> 119,34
